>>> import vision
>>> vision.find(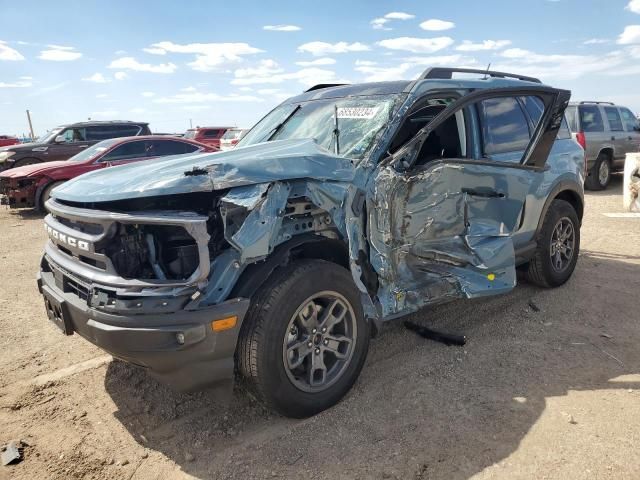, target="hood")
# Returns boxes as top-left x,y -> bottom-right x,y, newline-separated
0,160 -> 70,179
0,142 -> 46,154
52,138 -> 356,203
